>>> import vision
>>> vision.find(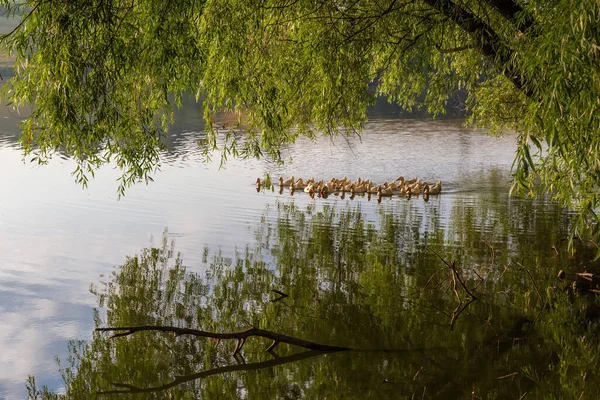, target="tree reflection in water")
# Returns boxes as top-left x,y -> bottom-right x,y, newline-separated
27,176 -> 600,399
